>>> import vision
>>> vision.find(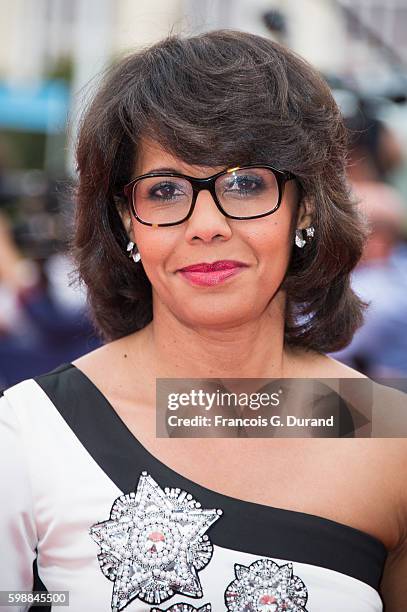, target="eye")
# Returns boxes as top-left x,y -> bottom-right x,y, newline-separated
148,181 -> 187,201
223,175 -> 265,197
